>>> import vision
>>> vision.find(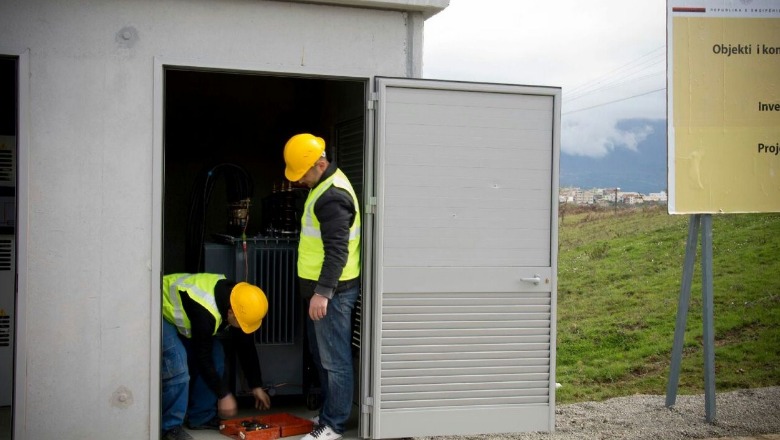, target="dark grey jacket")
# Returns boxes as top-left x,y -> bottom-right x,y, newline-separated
299,162 -> 359,299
